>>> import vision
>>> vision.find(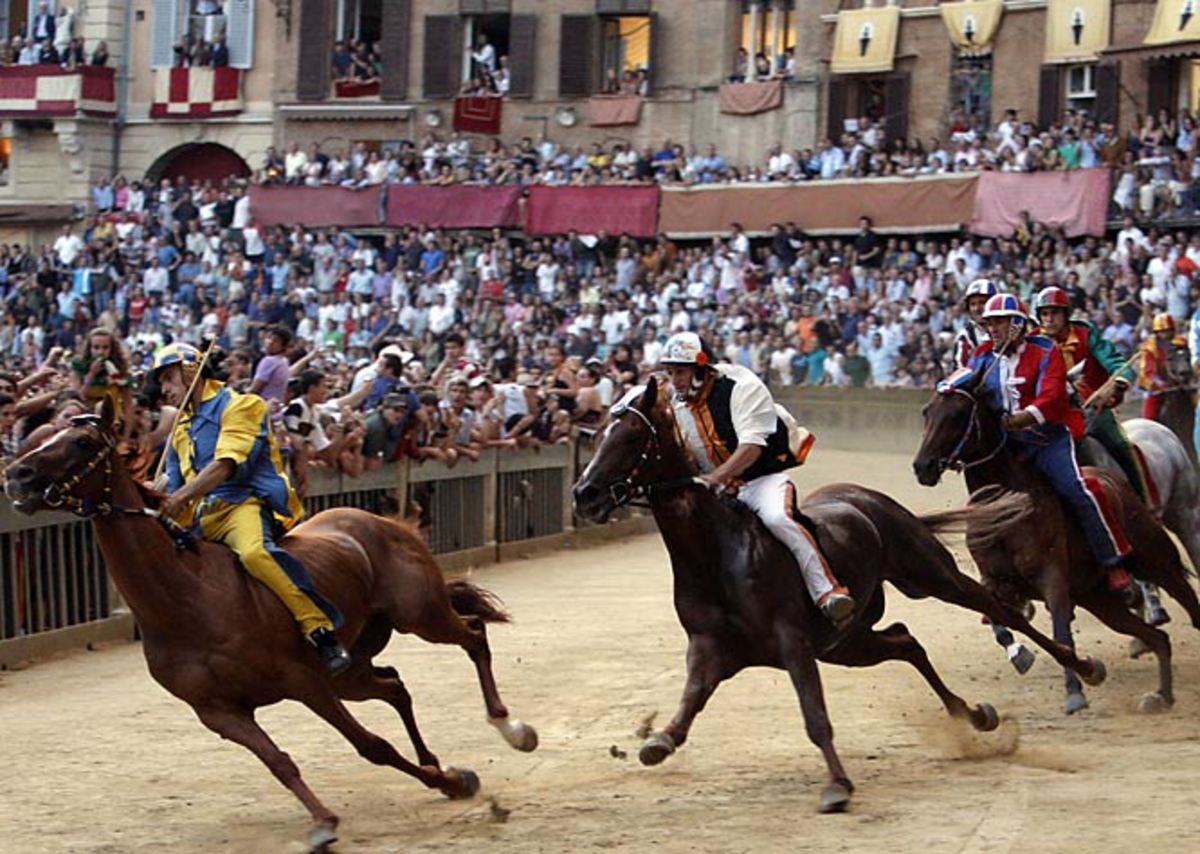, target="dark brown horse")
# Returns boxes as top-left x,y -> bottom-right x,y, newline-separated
572,378 -> 1104,813
913,375 -> 1200,715
2,408 -> 538,851
1155,345 -> 1197,466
